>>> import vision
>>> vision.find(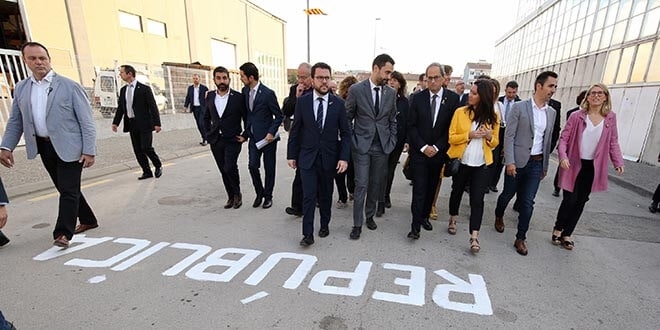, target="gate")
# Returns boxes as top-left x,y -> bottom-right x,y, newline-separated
0,48 -> 29,142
